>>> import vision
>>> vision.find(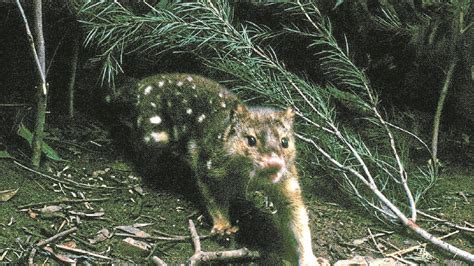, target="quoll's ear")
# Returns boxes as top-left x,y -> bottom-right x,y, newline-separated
282,107 -> 295,124
235,104 -> 248,115
230,104 -> 249,124
233,104 -> 250,119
